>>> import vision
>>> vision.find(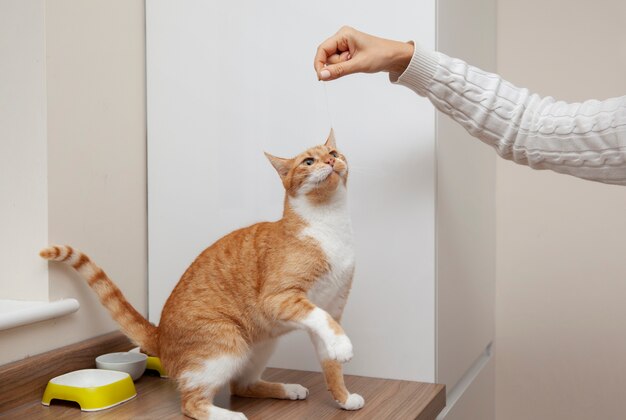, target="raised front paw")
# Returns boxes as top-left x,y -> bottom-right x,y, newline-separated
327,334 -> 353,363
283,383 -> 309,400
338,393 -> 365,411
